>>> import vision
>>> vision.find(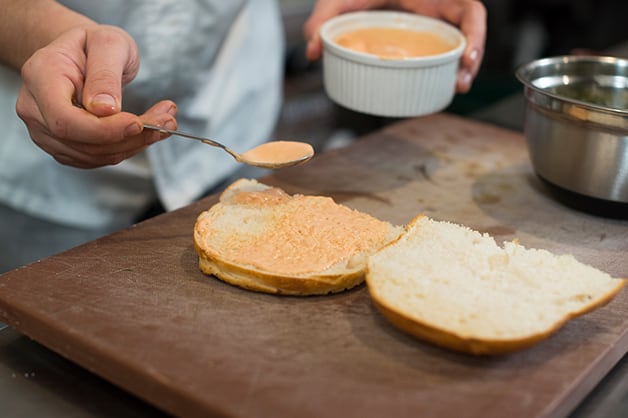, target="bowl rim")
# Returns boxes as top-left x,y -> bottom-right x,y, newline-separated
515,54 -> 628,116
319,10 -> 466,68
